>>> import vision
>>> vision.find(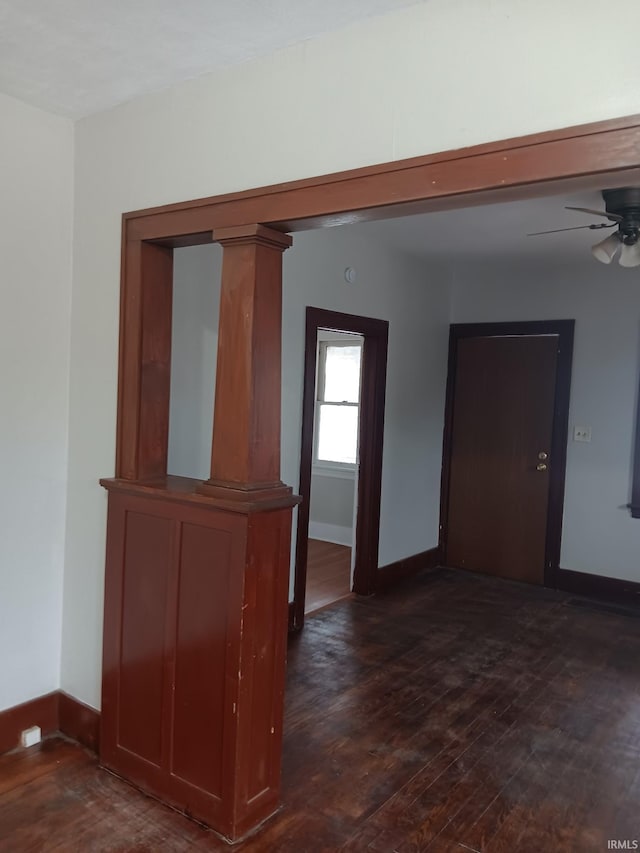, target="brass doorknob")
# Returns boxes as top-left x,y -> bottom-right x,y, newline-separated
536,462 -> 548,471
